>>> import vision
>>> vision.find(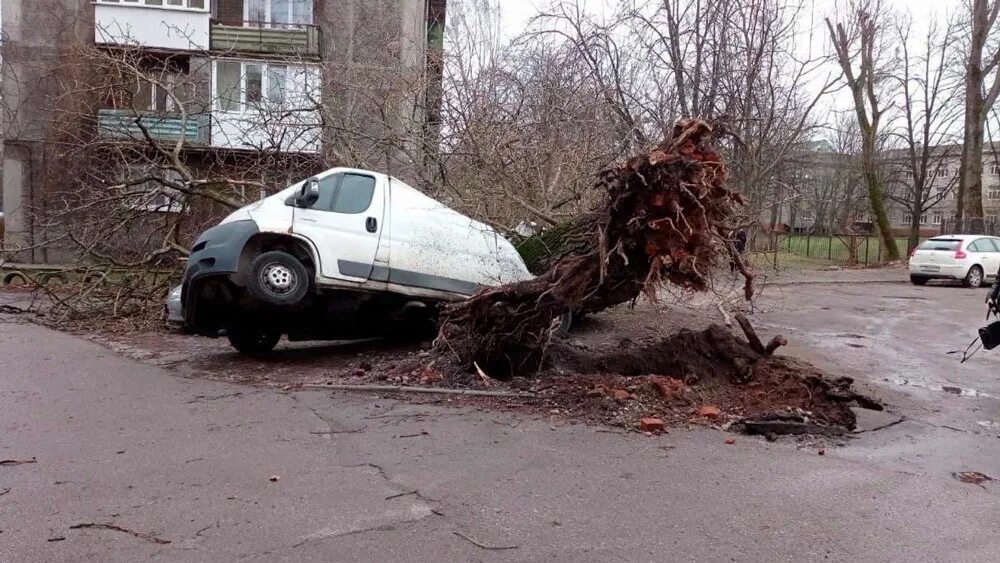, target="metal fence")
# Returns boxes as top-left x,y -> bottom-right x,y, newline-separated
750,232 -> 920,268
940,218 -> 1000,236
